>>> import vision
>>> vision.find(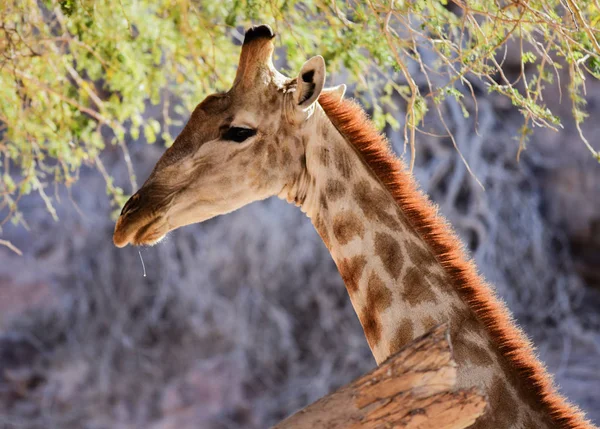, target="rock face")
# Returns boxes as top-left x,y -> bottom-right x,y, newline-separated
1,66 -> 600,429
